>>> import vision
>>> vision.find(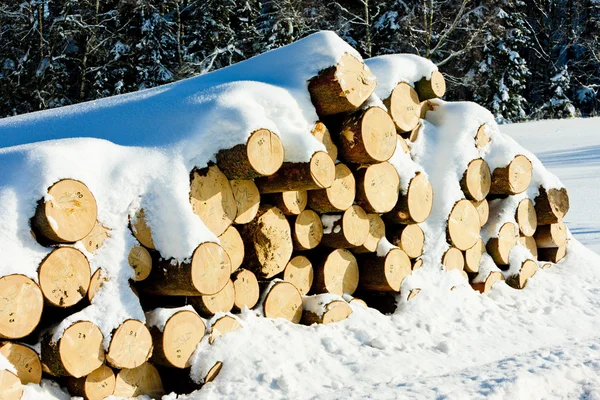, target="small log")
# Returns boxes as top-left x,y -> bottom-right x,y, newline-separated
383,82 -> 420,133
147,309 -> 205,369
534,221 -> 567,248
130,208 -> 154,249
419,100 -> 435,120
262,282 -> 303,323
387,172 -> 433,224
460,159 -> 491,201
0,342 -> 41,384
41,321 -> 104,378
312,249 -> 359,296
231,269 -> 260,311
189,280 -> 235,317
64,365 -> 115,400
320,205 -> 369,248
475,124 -> 491,148
352,214 -> 385,254
32,179 -> 98,244
190,165 -> 237,237
38,247 -> 90,308
81,221 -> 110,254
335,107 -> 397,164
412,258 -> 424,271
486,222 -> 518,265
519,235 -> 538,259
534,187 -> 570,225
87,268 -> 107,302
357,248 -> 411,292
506,259 -> 538,290
472,271 -> 505,294
128,245 -> 152,281
388,224 -> 425,259
291,210 -> 323,251
308,163 -> 355,213
347,297 -> 368,307
283,256 -> 314,296
489,155 -> 533,195
311,122 -> 338,162
538,246 -> 567,263
308,52 -> 376,116
209,315 -> 242,344
218,226 -> 244,273
240,205 -> 293,278
472,199 -> 489,227
464,239 -> 485,274
266,191 -> 307,215
113,362 -> 164,398
0,275 -> 43,339
447,199 -> 481,251
229,180 -> 260,224
301,297 -> 352,325
106,319 -> 153,369
354,162 -> 400,213
255,151 -> 335,193
442,247 -> 465,272
138,242 -> 231,296
215,129 -> 284,179
0,370 -> 22,400
408,288 -> 421,301
415,70 -> 446,100
516,198 -> 538,237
